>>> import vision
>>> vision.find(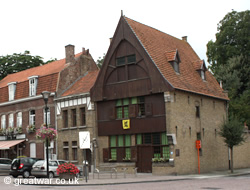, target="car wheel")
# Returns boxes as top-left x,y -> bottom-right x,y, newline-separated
12,175 -> 18,178
49,172 -> 54,178
23,170 -> 30,178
